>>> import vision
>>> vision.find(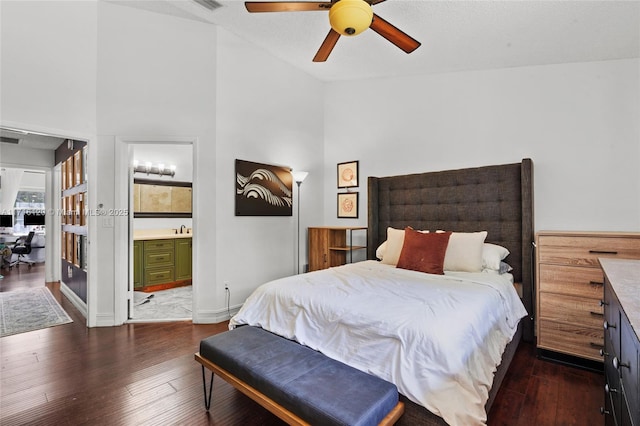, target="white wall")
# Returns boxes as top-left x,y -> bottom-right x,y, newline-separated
132,144 -> 193,182
96,1 -> 217,324
1,0 -> 325,326
215,28 -> 325,307
98,4 -> 324,323
324,59 -> 640,233
0,1 -> 97,308
0,0 -> 91,171
0,1 -> 97,135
